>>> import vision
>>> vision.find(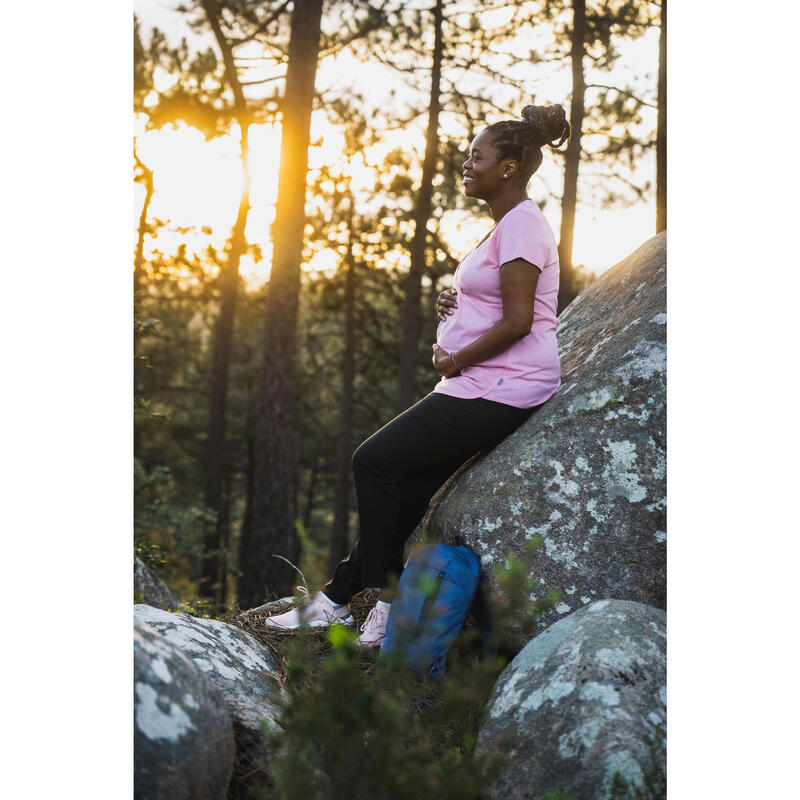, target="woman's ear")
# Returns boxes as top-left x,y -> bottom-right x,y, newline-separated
501,159 -> 518,180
